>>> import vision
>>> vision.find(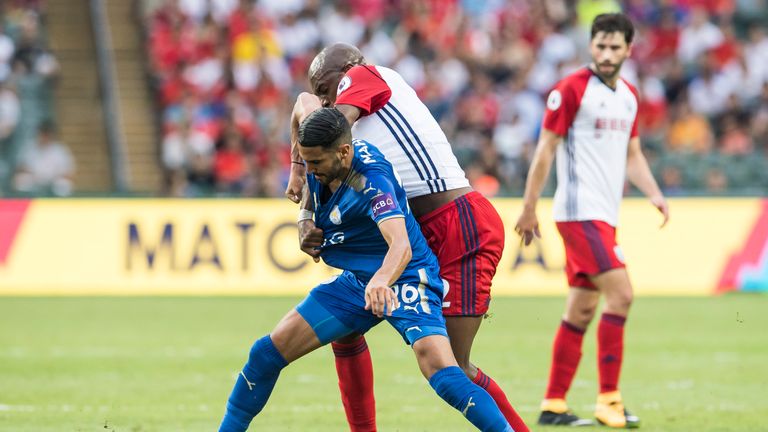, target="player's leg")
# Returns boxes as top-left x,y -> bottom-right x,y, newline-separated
221,274 -> 369,432
311,273 -> 382,431
219,308 -> 323,432
422,193 -> 528,430
539,221 -> 605,426
589,267 -> 640,428
538,286 -> 600,426
412,334 -> 513,431
446,316 -> 530,432
331,331 -> 376,432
